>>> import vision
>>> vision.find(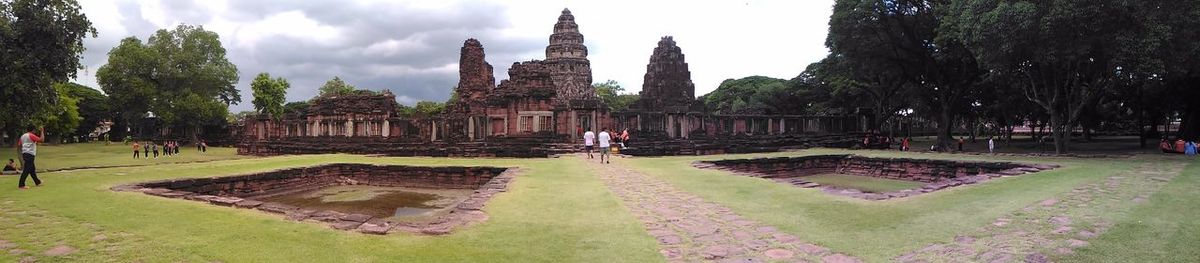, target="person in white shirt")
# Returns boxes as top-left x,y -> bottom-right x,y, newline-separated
583,130 -> 596,159
598,128 -> 612,164
988,137 -> 995,154
15,126 -> 44,189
